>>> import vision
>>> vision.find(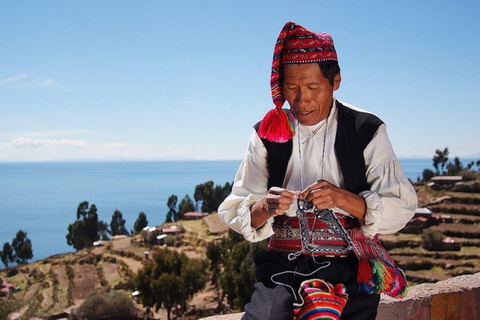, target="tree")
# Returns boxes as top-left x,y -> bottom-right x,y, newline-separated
66,201 -> 107,251
135,248 -> 208,320
11,230 -> 33,264
447,157 -> 464,176
422,168 -> 435,182
433,147 -> 449,175
98,220 -> 109,240
194,181 -> 232,213
134,212 -> 148,234
1,242 -> 14,268
165,195 -> 178,223
110,210 -> 129,236
178,195 -> 195,219
219,230 -> 266,310
206,241 -> 224,310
